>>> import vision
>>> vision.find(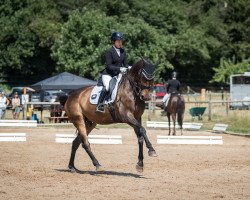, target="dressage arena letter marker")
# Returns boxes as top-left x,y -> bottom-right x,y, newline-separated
213,124 -> 228,133
56,134 -> 122,144
157,135 -> 223,145
0,133 -> 26,142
